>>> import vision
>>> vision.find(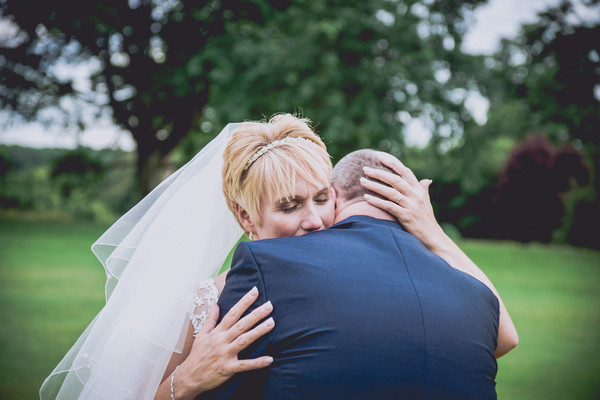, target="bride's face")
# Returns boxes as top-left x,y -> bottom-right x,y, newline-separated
255,177 -> 335,240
